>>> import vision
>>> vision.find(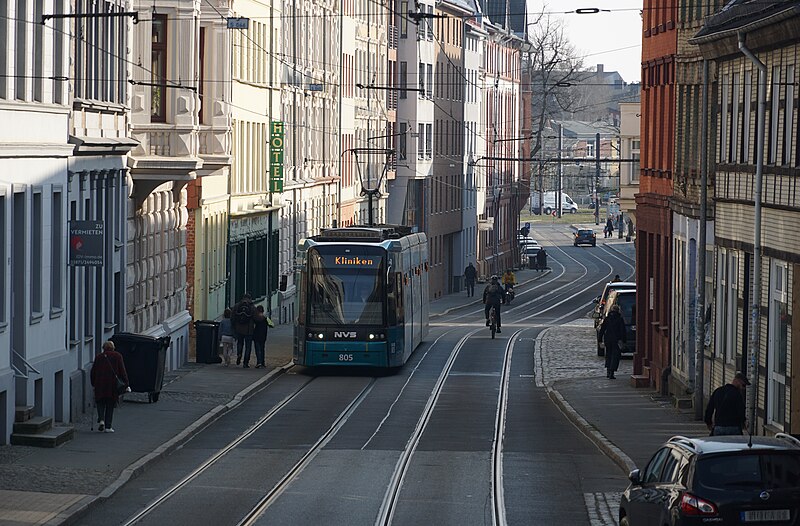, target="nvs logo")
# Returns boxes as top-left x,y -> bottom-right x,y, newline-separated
334,331 -> 357,338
